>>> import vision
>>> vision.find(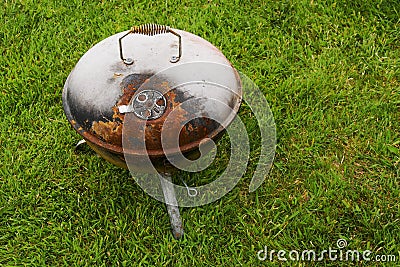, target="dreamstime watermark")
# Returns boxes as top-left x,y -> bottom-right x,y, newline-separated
257,239 -> 398,262
122,62 -> 276,207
